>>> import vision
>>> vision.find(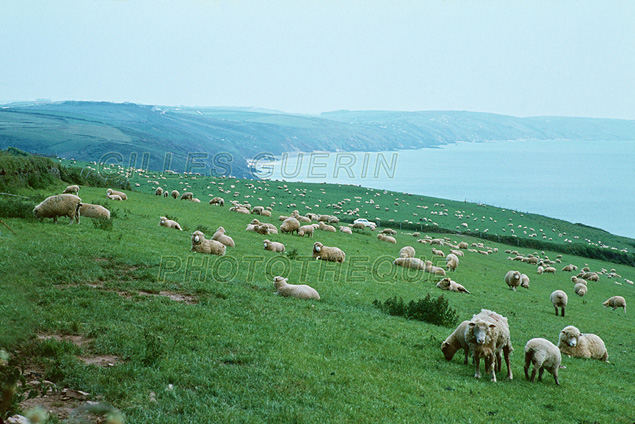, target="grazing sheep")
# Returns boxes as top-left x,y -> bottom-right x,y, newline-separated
106,189 -> 127,200
211,226 -> 235,248
312,242 -> 345,263
436,278 -> 470,294
393,257 -> 425,270
602,296 -> 626,314
191,231 -> 226,256
280,217 -> 301,235
339,226 -> 353,234
252,206 -> 264,215
171,190 -> 179,199
180,192 -> 193,200
464,309 -> 513,382
377,233 -> 397,244
263,239 -> 285,253
550,290 -> 568,317
400,246 -> 416,258
319,222 -> 337,232
558,325 -> 608,361
298,224 -> 315,237
33,194 -> 82,225
63,185 -> 79,195
449,249 -> 464,257
432,248 -> 445,257
519,274 -> 530,289
79,203 -> 110,220
381,228 -> 397,236
537,266 -> 544,274
159,216 -> 182,231
108,194 -> 122,201
524,338 -> 562,385
574,283 -> 587,297
441,321 -> 471,364
571,276 -> 587,285
155,187 -> 163,196
273,276 -> 320,300
458,242 -> 469,249
445,253 -> 459,271
543,266 -> 556,274
504,270 -> 522,291
561,265 -> 574,272
163,191 -> 169,197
